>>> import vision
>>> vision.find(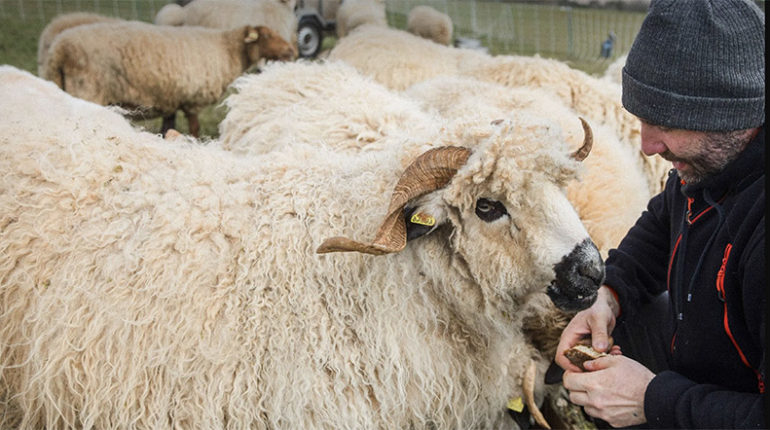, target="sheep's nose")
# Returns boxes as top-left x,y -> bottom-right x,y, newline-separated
546,239 -> 604,312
